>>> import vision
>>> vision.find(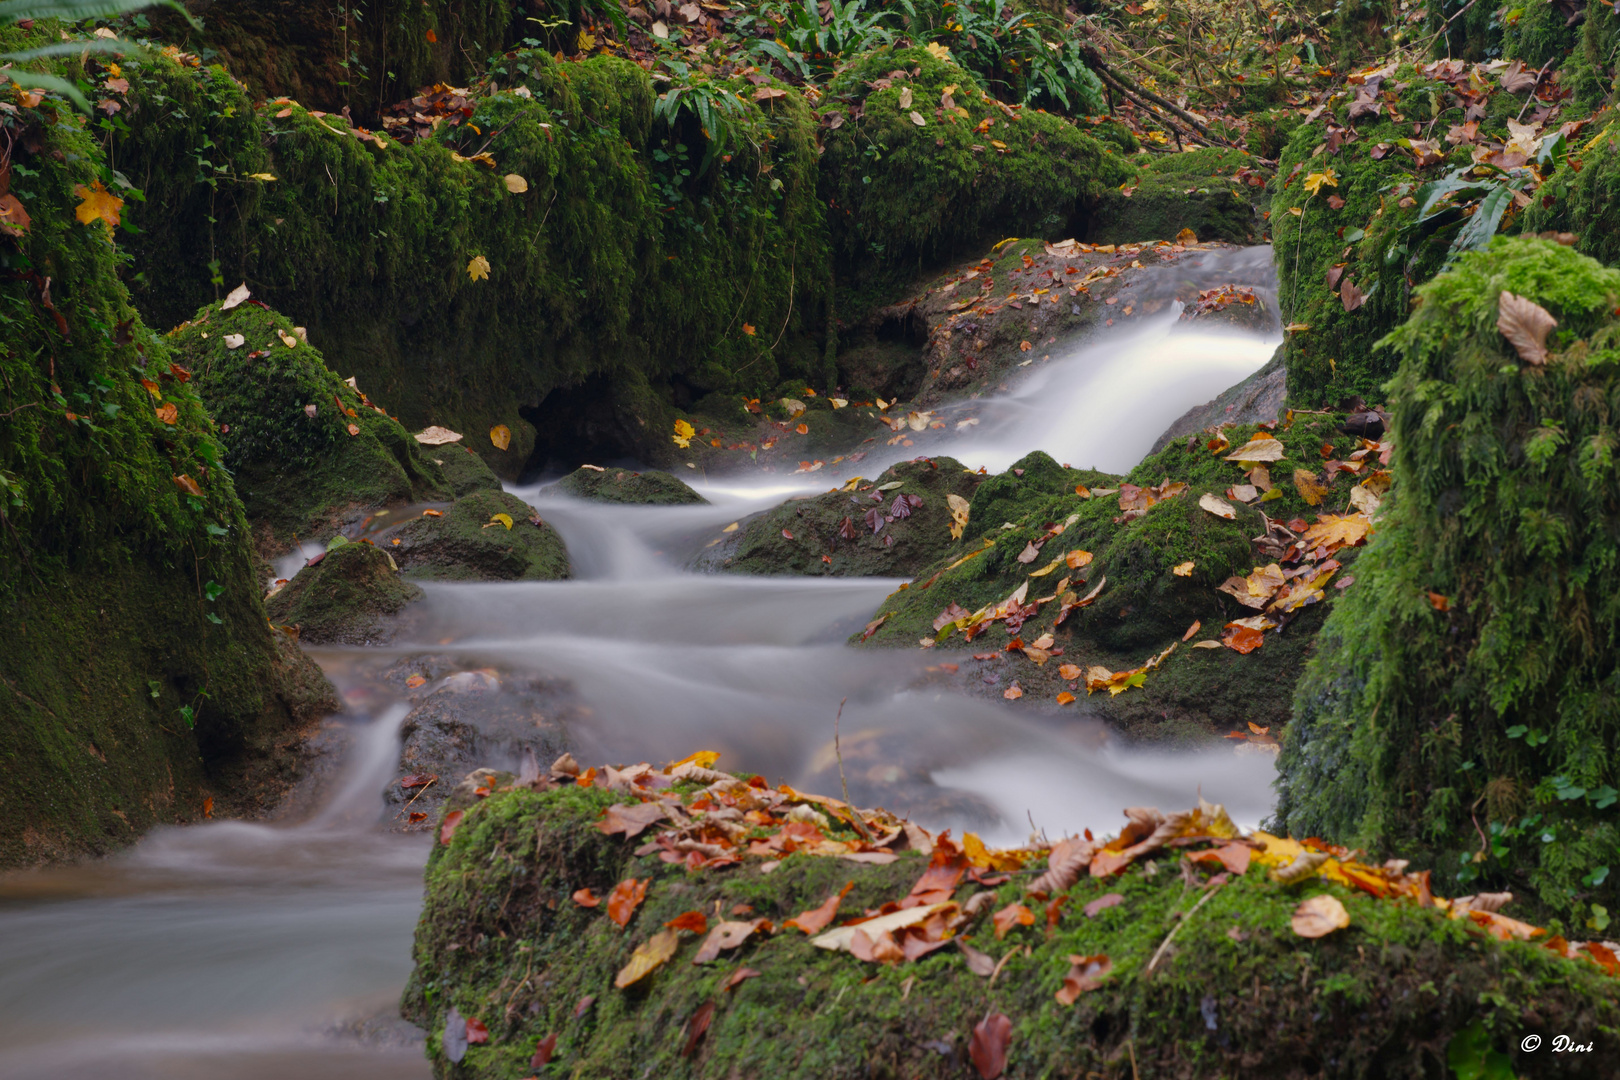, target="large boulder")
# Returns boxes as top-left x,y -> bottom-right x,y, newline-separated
265,541 -> 423,645
391,491 -> 569,582
1275,237 -> 1620,924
